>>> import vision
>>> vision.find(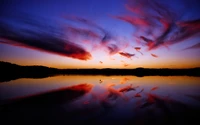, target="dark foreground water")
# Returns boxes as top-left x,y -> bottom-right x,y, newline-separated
0,75 -> 200,125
